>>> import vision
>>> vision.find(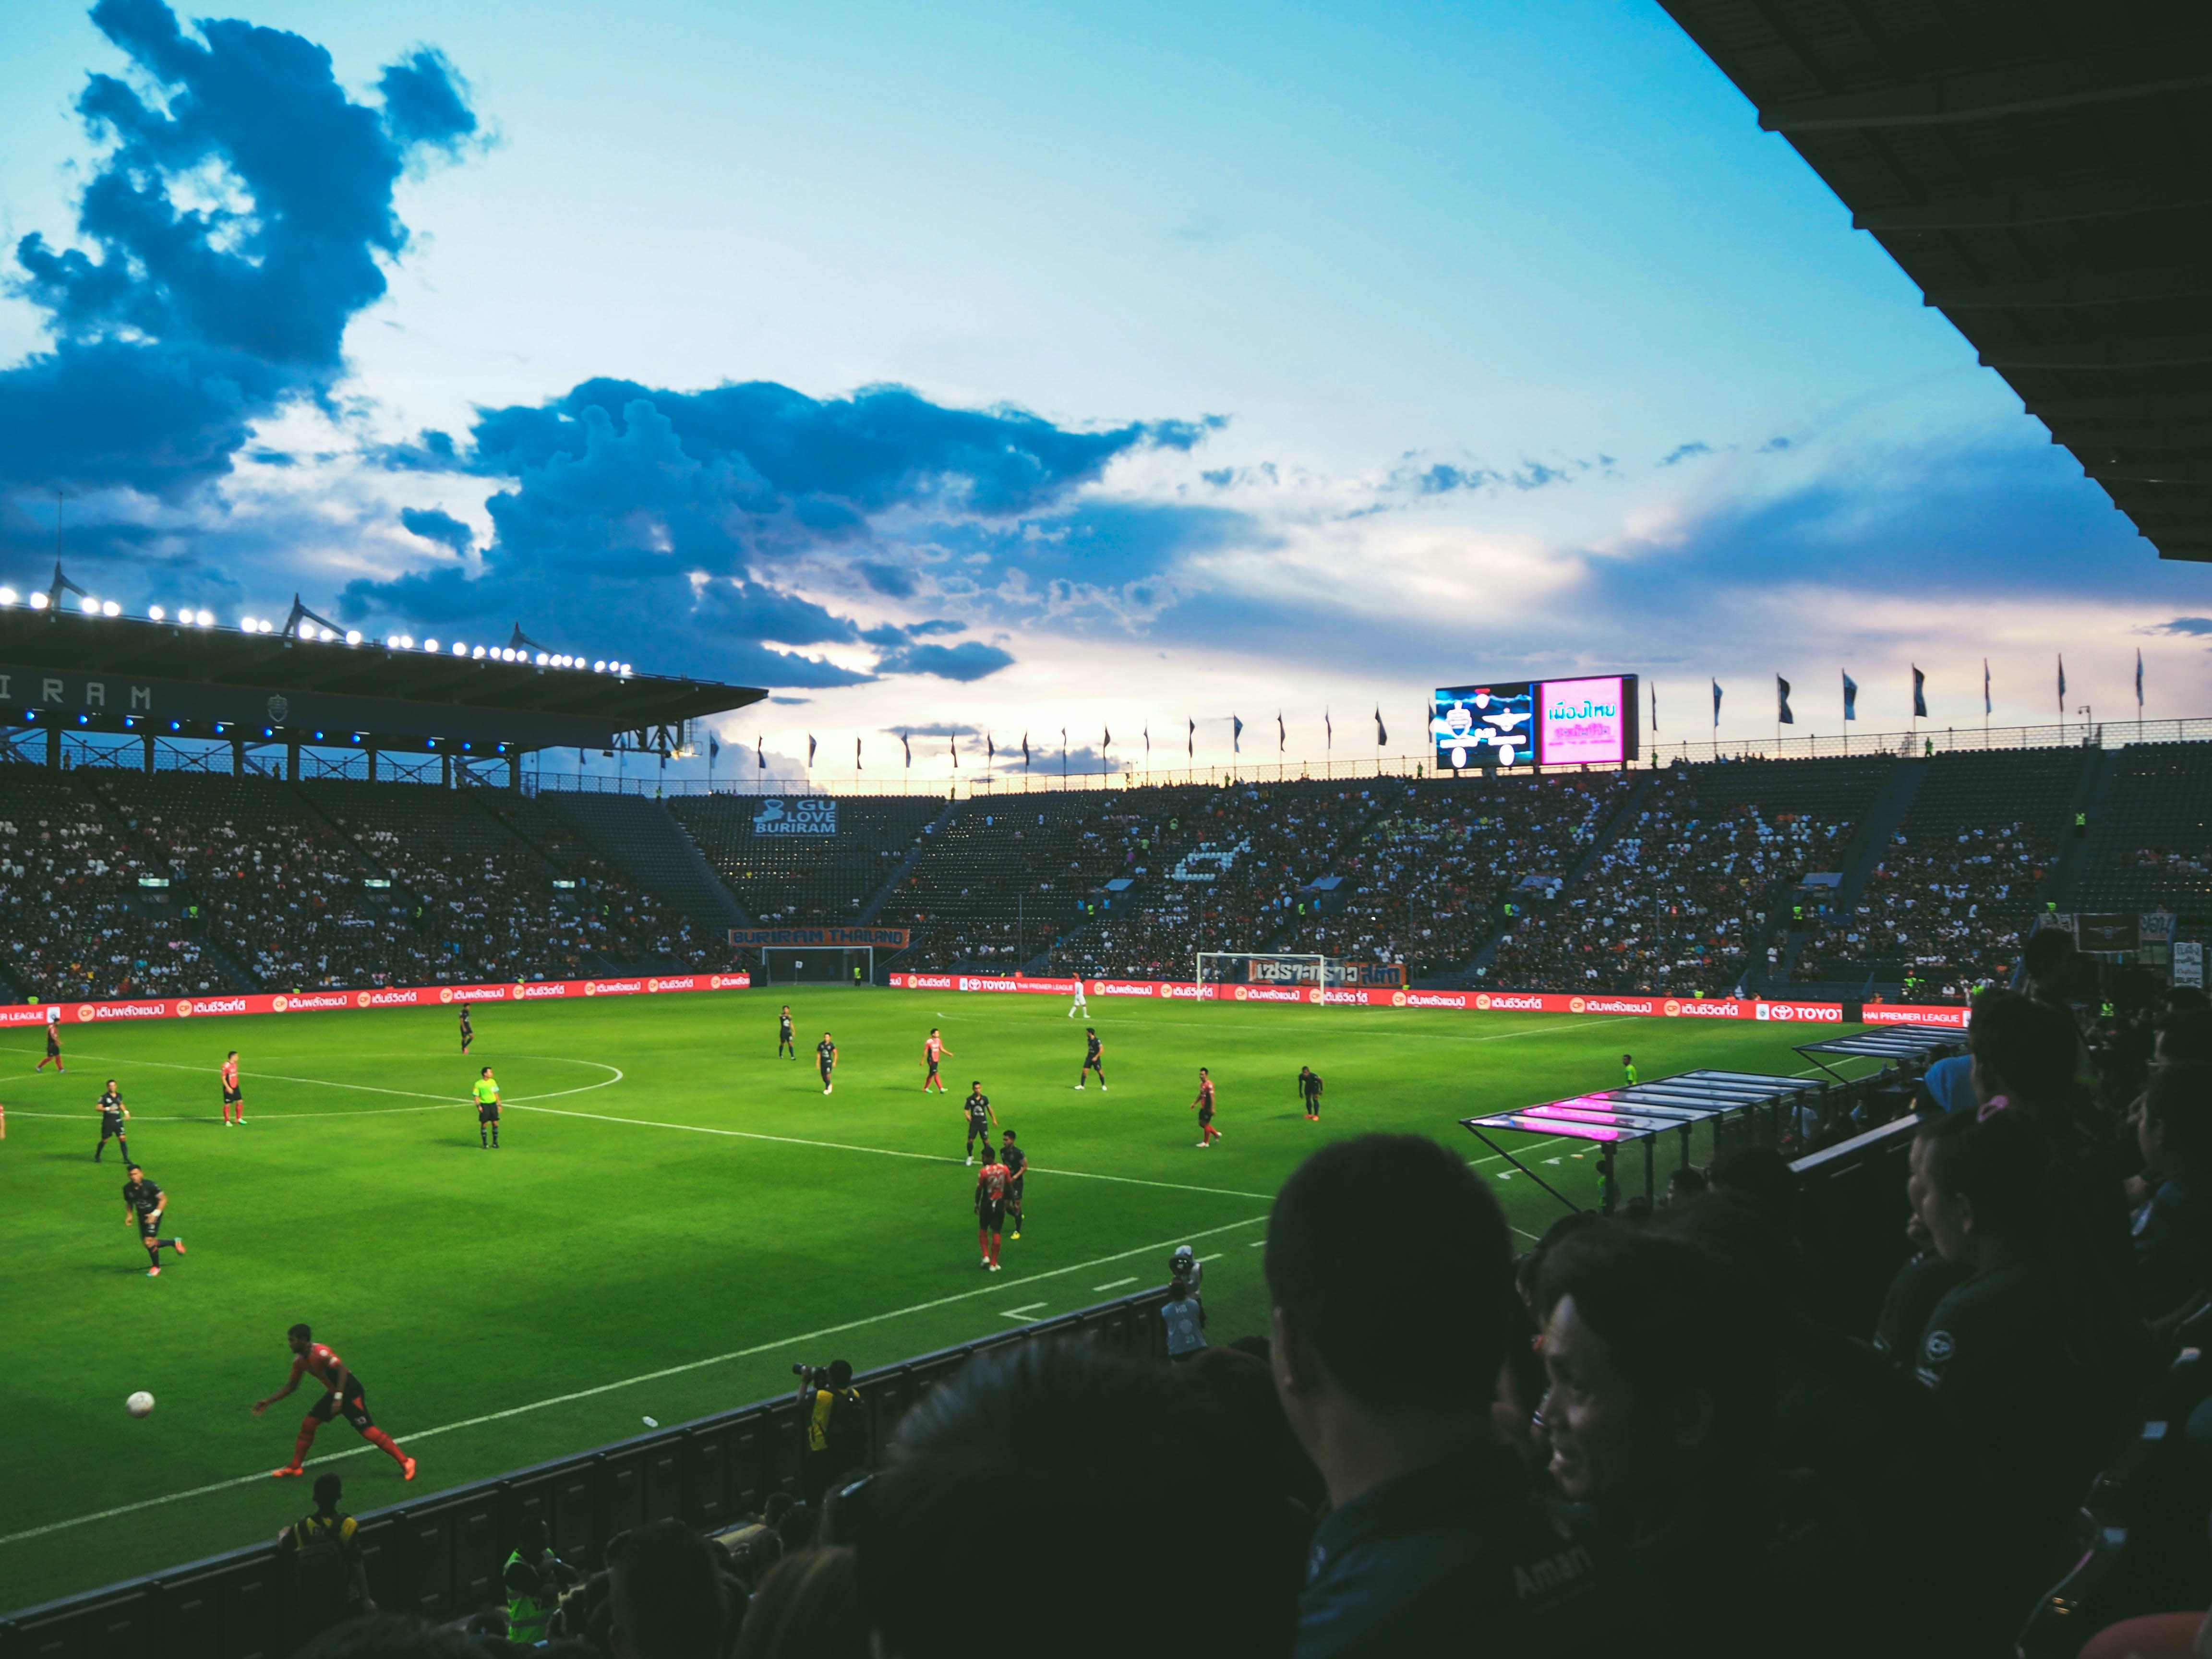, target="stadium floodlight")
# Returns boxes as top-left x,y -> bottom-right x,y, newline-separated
593,659 -> 606,672
102,600 -> 120,617
195,609 -> 213,626
471,643 -> 486,659
0,588 -> 15,605
423,637 -> 439,651
29,591 -> 49,610
535,651 -> 548,666
452,641 -> 467,656
149,605 -> 166,621
346,629 -> 362,645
